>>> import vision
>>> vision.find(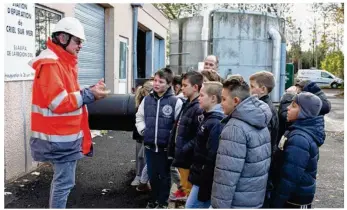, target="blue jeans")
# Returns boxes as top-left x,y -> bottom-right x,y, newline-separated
145,148 -> 171,206
185,185 -> 211,208
49,160 -> 77,208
